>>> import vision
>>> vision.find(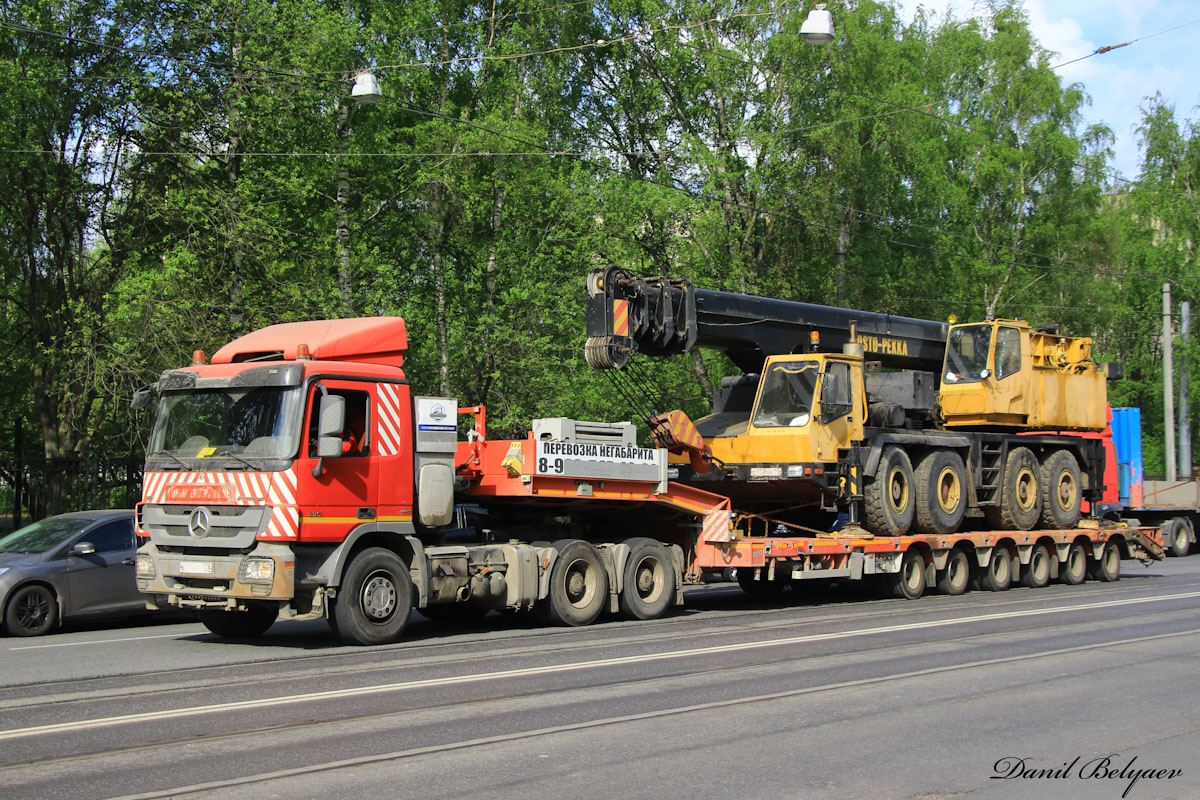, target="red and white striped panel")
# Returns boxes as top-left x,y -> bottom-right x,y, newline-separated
700,509 -> 734,543
142,469 -> 300,539
374,383 -> 404,457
